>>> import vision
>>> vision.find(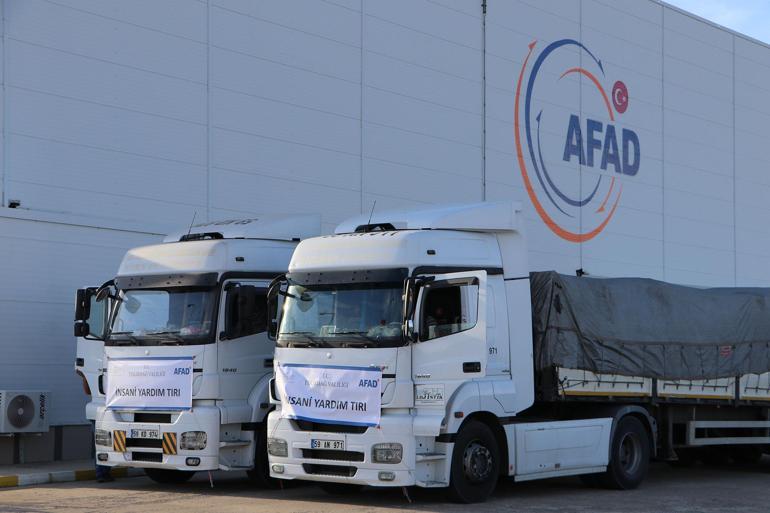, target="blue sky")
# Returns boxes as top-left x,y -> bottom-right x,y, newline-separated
667,0 -> 770,44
